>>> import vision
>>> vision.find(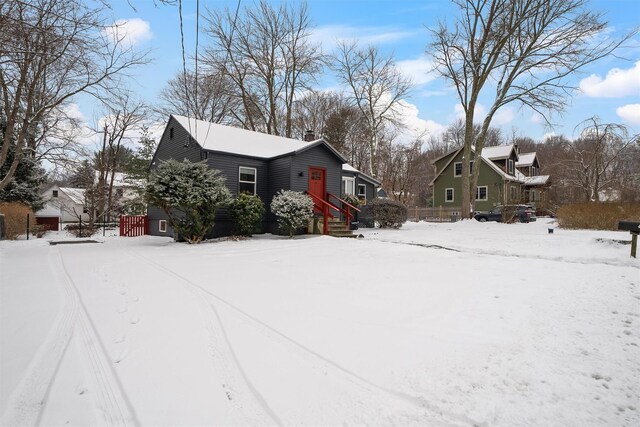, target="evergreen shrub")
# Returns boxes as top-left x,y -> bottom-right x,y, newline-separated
229,192 -> 265,236
270,190 -> 313,238
368,198 -> 408,228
